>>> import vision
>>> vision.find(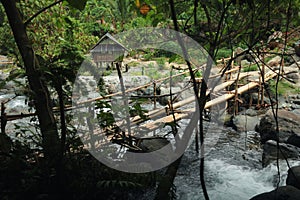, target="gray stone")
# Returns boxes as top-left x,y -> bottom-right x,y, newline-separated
158,86 -> 182,105
288,94 -> 298,100
250,185 -> 300,200
245,108 -> 258,116
279,102 -> 292,109
286,166 -> 300,190
267,56 -> 283,68
255,109 -> 300,144
234,47 -> 255,65
286,72 -> 300,83
103,75 -> 151,89
291,104 -> 300,109
292,109 -> 300,116
284,66 -> 299,74
232,115 -> 260,132
137,137 -> 170,152
287,134 -> 300,148
291,55 -> 300,62
241,59 -> 250,66
0,72 -> 7,81
262,140 -> 300,167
